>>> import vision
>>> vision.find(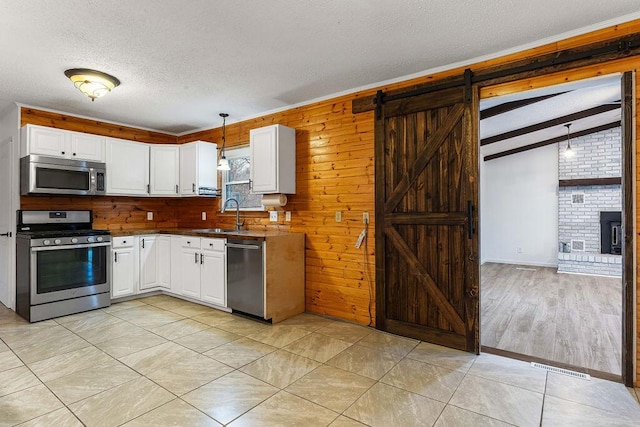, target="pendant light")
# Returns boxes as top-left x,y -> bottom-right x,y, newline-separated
563,123 -> 575,158
217,113 -> 230,171
64,68 -> 120,101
